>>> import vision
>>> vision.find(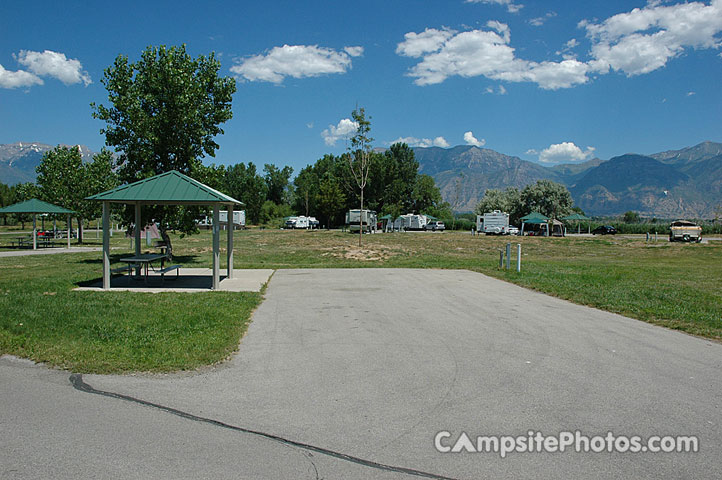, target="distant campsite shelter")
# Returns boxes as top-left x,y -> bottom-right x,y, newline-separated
562,213 -> 591,234
0,198 -> 75,249
520,212 -> 549,236
86,170 -> 243,290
